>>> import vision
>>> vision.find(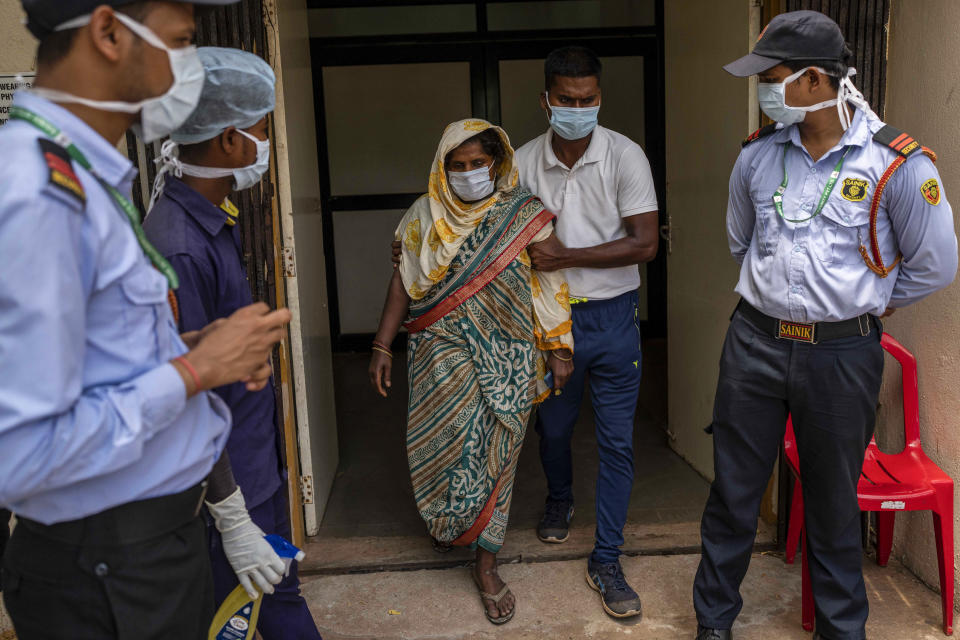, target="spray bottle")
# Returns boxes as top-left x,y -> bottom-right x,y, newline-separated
208,535 -> 306,640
